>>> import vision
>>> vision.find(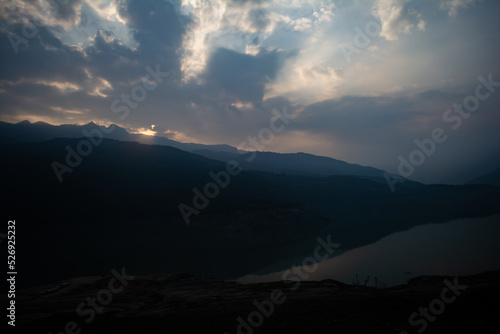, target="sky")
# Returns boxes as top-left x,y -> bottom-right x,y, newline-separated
0,0 -> 499,184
